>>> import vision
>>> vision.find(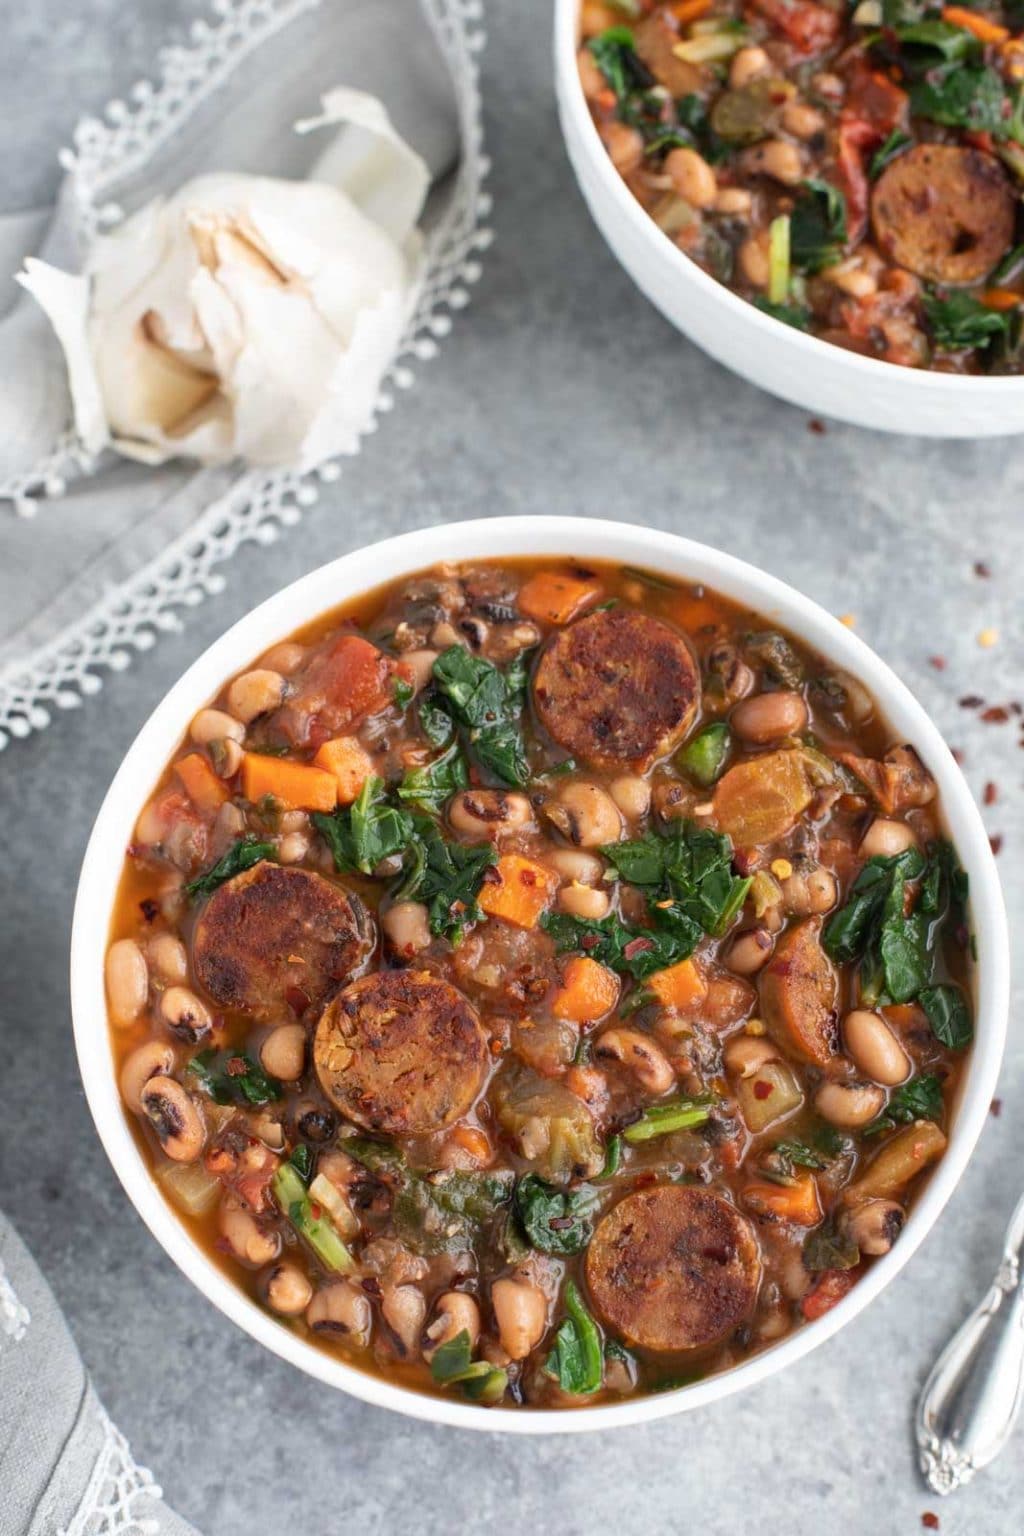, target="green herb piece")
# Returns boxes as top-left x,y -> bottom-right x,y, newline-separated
418,692 -> 455,748
601,821 -> 751,937
431,646 -> 530,788
312,775 -> 414,875
814,1123 -> 848,1157
395,814 -> 496,944
397,740 -> 469,813
883,19 -> 979,66
596,1134 -> 623,1182
753,298 -> 811,331
920,984 -> 973,1049
790,179 -> 847,273
910,65 -> 1009,136
870,129 -> 913,179
587,25 -> 647,100
186,1049 -> 282,1106
345,1137 -> 513,1254
288,1144 -> 313,1182
622,1094 -> 717,1143
544,1282 -> 604,1396
542,909 -> 700,980
866,1074 -> 944,1134
923,290 -> 1012,352
802,1223 -> 860,1273
676,722 -> 731,787
771,1138 -> 828,1171
514,1175 -> 599,1256
272,1162 -> 353,1273
621,565 -> 676,591
822,847 -> 926,963
767,214 -> 791,306
393,677 -> 415,711
185,835 -> 276,898
430,1328 -> 509,1405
